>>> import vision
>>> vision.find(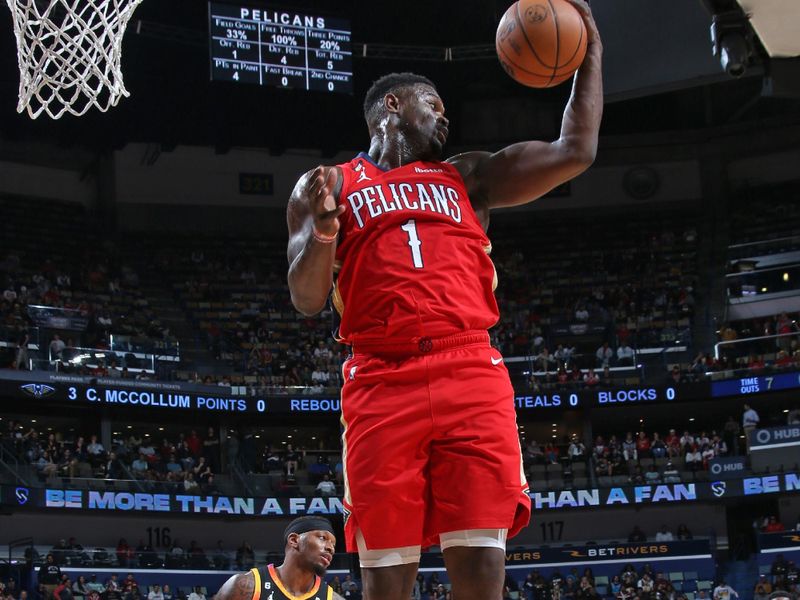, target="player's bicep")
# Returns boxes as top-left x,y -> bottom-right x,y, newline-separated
215,573 -> 254,600
471,139 -> 592,209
